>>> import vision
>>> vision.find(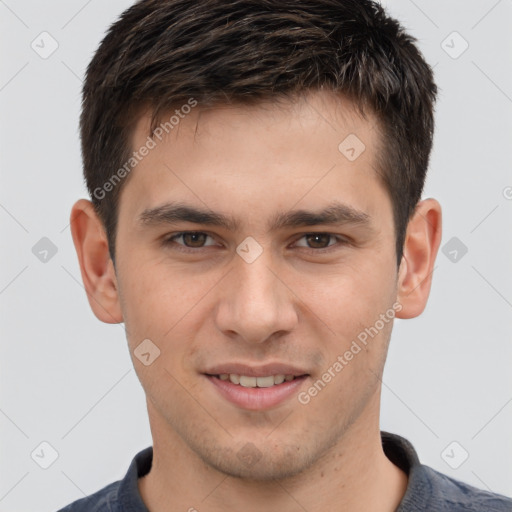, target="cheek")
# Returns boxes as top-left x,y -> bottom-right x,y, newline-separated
296,261 -> 395,331
118,257 -> 220,347
294,261 -> 397,395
